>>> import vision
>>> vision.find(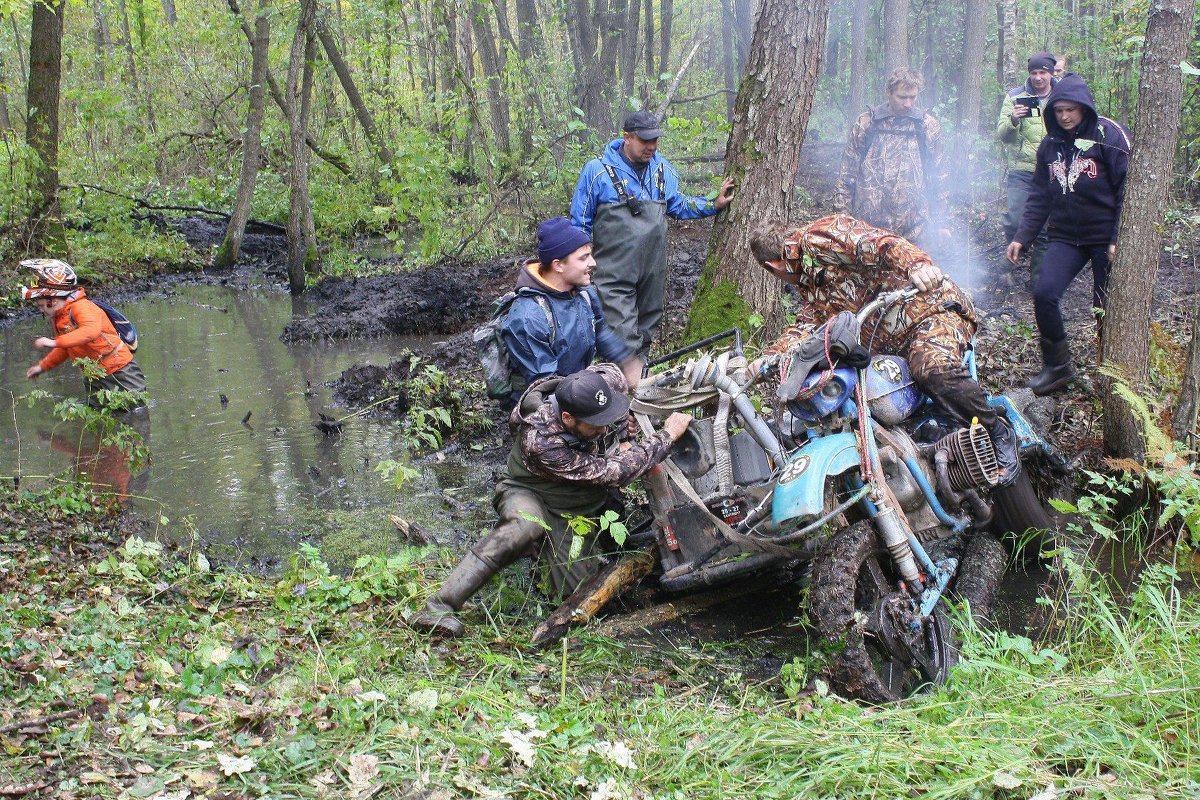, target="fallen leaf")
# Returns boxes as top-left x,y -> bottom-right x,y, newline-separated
182,769 -> 219,790
208,646 -> 232,666
348,753 -> 379,787
405,688 -> 439,714
991,771 -> 1022,790
216,753 -> 255,776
